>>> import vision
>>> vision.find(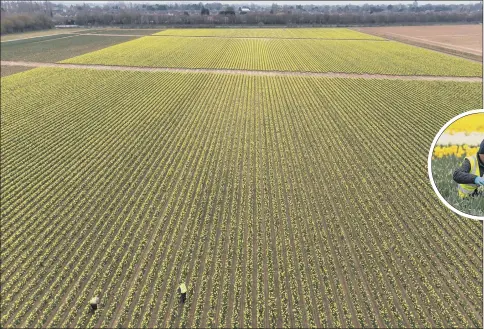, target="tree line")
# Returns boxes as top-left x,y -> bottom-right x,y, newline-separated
1,13 -> 54,34
0,0 -> 482,35
1,1 -> 54,34
68,10 -> 482,28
